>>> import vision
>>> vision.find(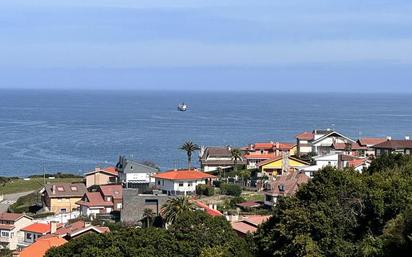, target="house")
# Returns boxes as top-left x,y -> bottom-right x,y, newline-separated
12,236 -> 67,257
121,190 -> 170,225
0,213 -> 33,250
347,159 -> 370,173
19,222 -> 62,247
258,156 -> 309,177
116,156 -> 159,191
330,142 -> 368,157
199,146 -> 246,172
193,201 -> 223,217
302,153 -> 366,177
52,221 -> 109,241
372,137 -> 412,156
41,183 -> 87,214
243,142 -> 297,169
357,137 -> 387,156
264,171 -> 310,207
153,169 -> 217,196
85,167 -> 118,188
230,215 -> 271,237
296,129 -> 355,156
77,184 -> 123,218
